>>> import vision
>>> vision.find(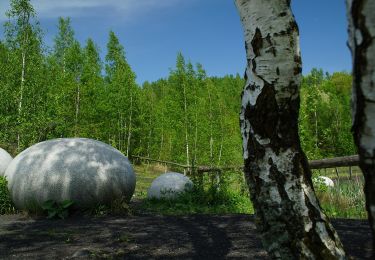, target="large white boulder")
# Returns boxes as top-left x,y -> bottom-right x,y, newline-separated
147,172 -> 193,199
0,148 -> 13,177
4,138 -> 136,210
